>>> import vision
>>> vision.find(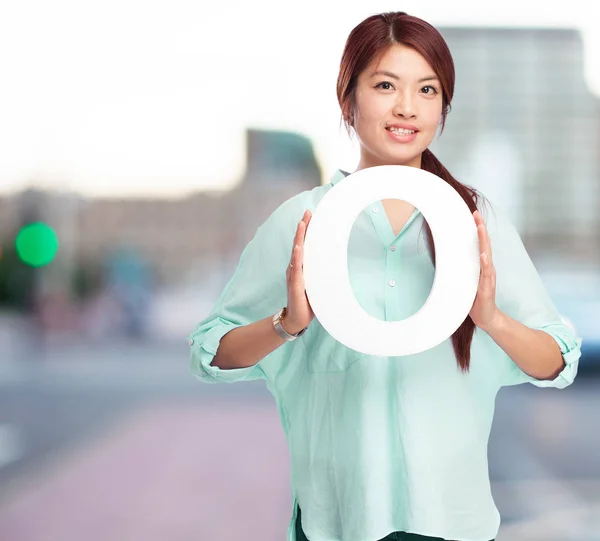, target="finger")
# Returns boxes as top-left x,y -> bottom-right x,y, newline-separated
290,211 -> 311,269
477,224 -> 488,255
290,220 -> 303,263
474,211 -> 491,246
301,210 -> 312,241
478,220 -> 493,266
295,219 -> 304,245
299,219 -> 310,246
297,219 -> 307,246
480,252 -> 489,272
291,244 -> 303,276
485,228 -> 493,266
479,256 -> 494,294
474,211 -> 494,268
